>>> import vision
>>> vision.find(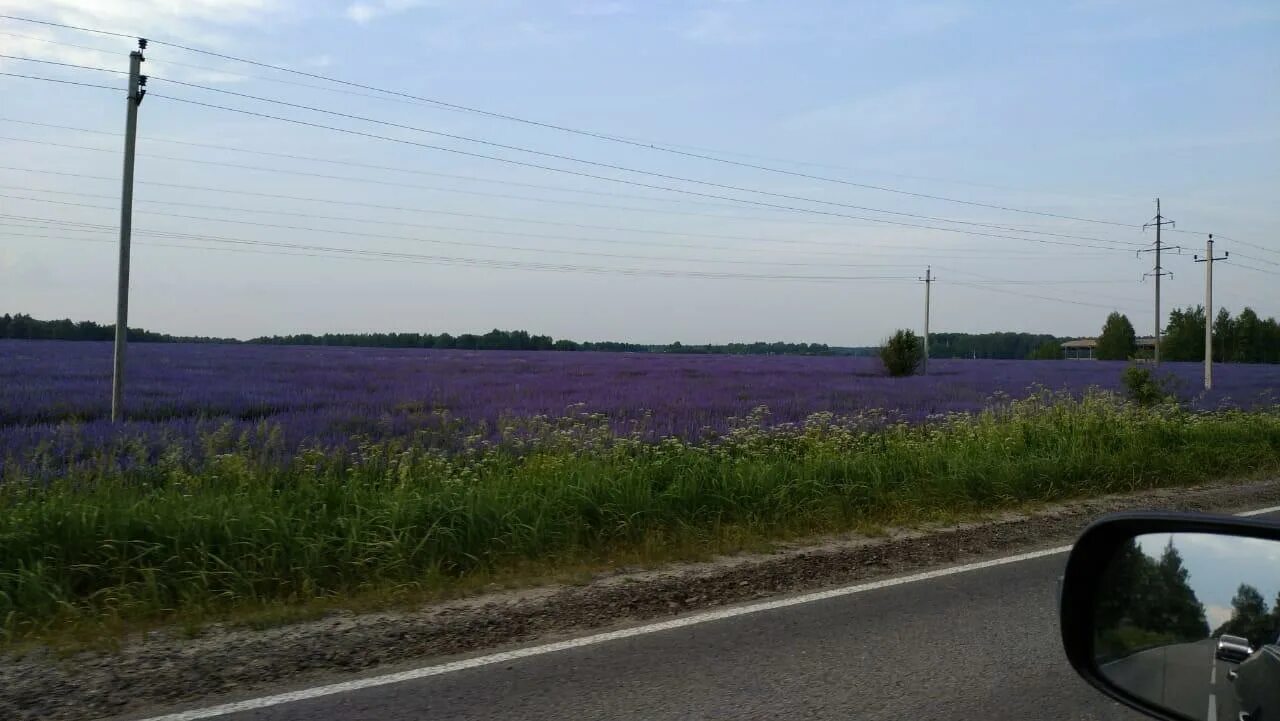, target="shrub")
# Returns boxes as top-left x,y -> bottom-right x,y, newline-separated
880,329 -> 922,377
1121,366 -> 1173,406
